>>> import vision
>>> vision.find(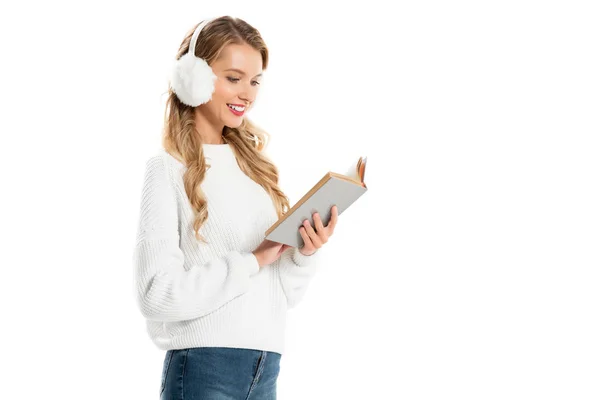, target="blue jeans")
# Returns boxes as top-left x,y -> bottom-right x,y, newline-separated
160,347 -> 282,400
